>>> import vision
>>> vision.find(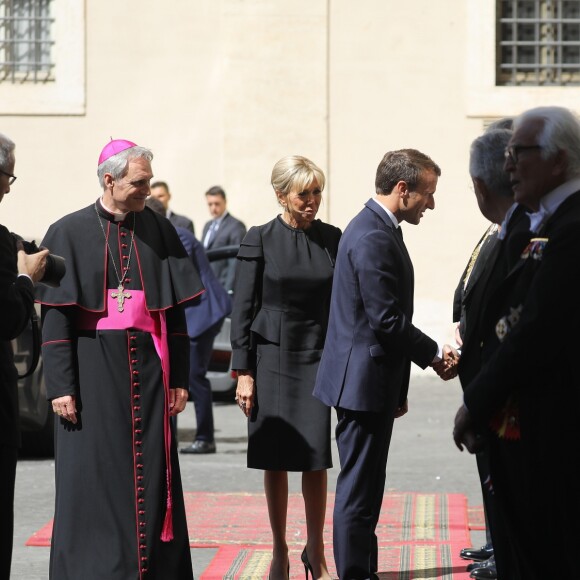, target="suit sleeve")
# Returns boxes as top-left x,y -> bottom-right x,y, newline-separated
41,305 -> 78,400
354,228 -> 437,368
0,225 -> 35,340
230,227 -> 262,371
223,220 -> 248,292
